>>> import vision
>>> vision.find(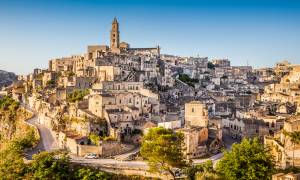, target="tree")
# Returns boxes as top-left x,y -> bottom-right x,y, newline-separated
46,80 -> 55,86
207,62 -> 215,69
184,160 -> 217,180
89,133 -> 100,145
0,139 -> 142,179
286,131 -> 300,167
178,74 -> 199,87
0,147 -> 27,179
140,127 -> 187,179
73,168 -> 113,180
216,138 -> 274,180
29,151 -> 70,179
0,95 -> 19,111
0,131 -> 37,179
196,172 -> 221,180
67,89 -> 89,103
